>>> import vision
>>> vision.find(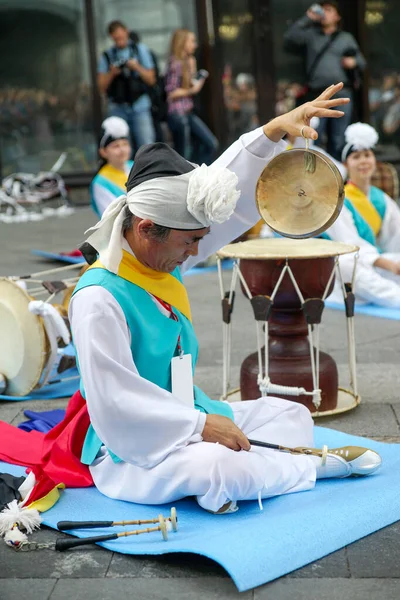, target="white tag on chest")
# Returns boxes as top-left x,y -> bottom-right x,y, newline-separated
171,353 -> 194,407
